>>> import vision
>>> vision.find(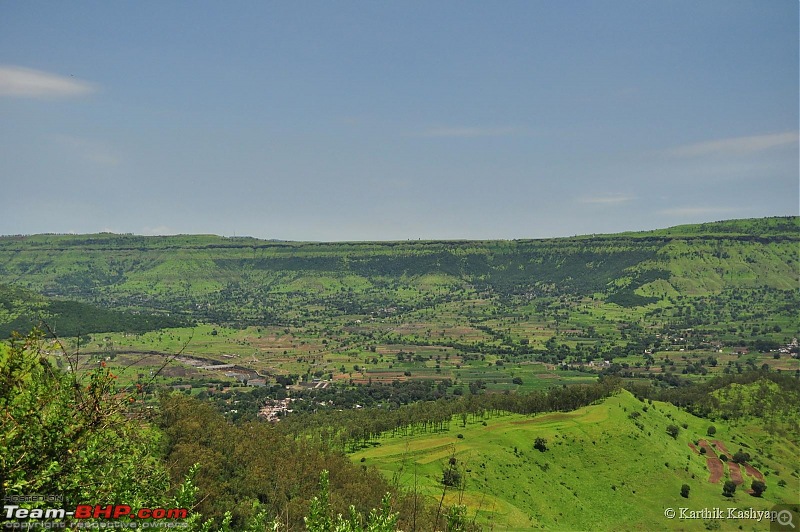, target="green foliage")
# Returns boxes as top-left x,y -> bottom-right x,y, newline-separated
160,394 -> 406,529
732,450 -> 751,464
445,504 -> 469,531
750,480 -> 766,497
534,437 -> 548,452
0,329 -> 169,508
666,424 -> 680,438
0,283 -> 189,338
441,458 -> 462,488
680,484 -> 690,498
305,470 -> 398,532
722,480 -> 737,497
